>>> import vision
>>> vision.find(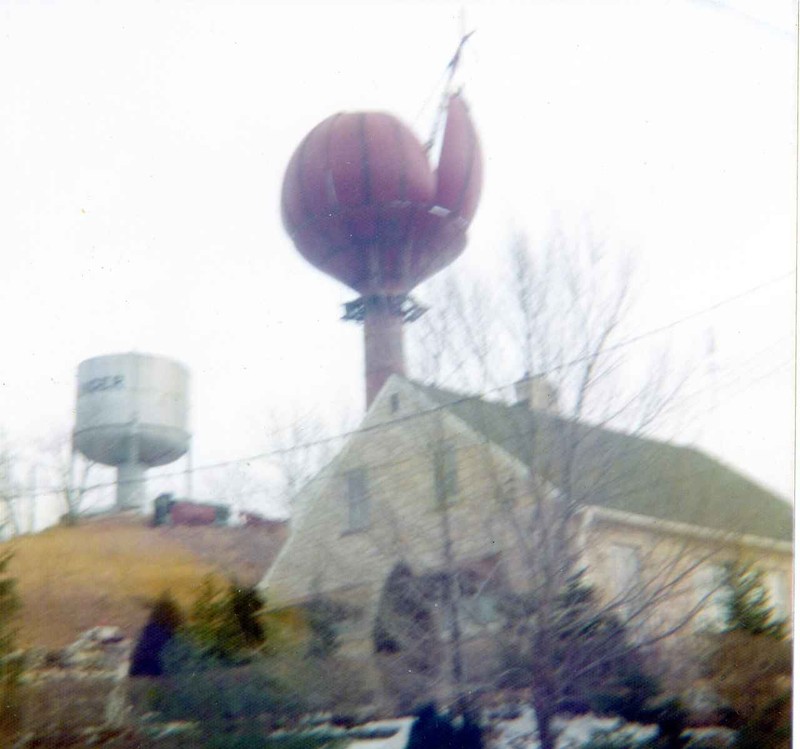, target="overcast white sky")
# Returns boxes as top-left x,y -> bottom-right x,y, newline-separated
0,0 -> 795,520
